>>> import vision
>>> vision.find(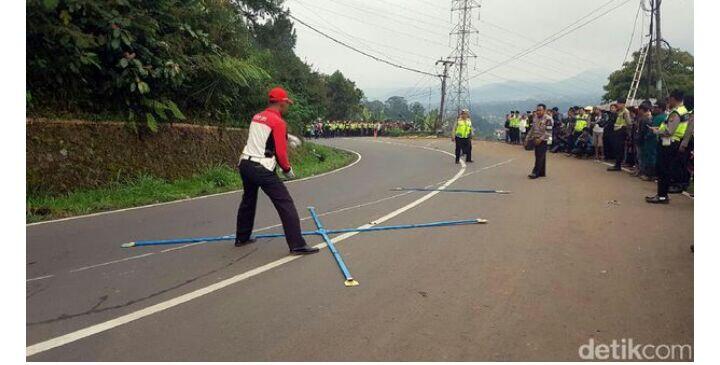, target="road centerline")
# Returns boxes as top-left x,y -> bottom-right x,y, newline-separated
26,140 -> 468,357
